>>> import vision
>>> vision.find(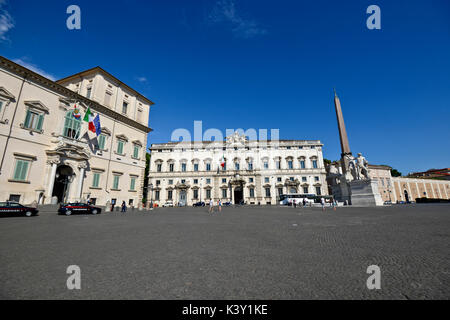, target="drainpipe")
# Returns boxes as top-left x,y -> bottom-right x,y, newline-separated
0,74 -> 27,175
